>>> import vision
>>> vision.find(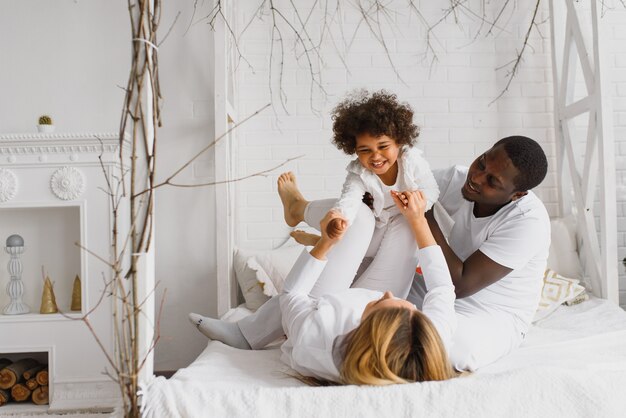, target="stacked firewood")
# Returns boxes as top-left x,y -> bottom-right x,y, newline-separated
0,358 -> 49,406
